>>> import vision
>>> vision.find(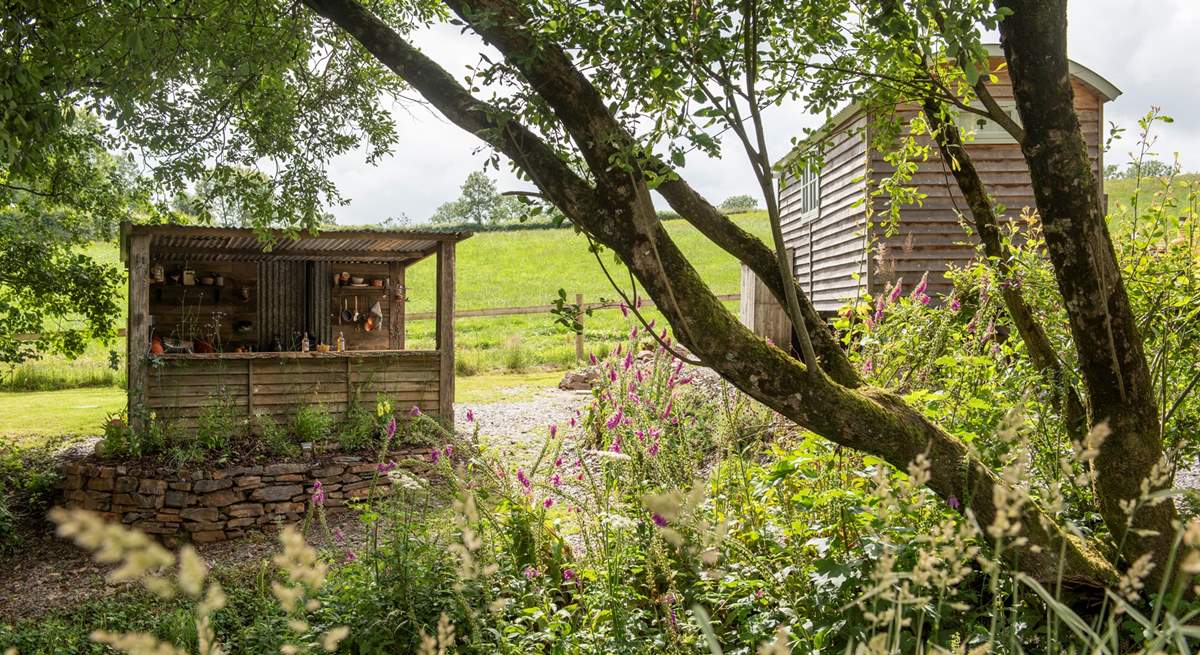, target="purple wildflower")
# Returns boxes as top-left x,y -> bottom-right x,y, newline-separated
562,568 -> 576,581
648,441 -> 660,456
385,416 -> 397,440
606,409 -> 623,430
549,423 -> 558,439
652,513 -> 668,527
889,279 -> 904,302
619,302 -> 629,317
863,359 -> 874,373
517,468 -> 532,494
636,297 -> 645,309
948,495 -> 961,510
623,352 -> 633,371
569,416 -> 577,428
647,319 -> 656,330
551,474 -> 562,487
333,528 -> 346,544
950,297 -> 962,312
408,406 -> 422,417
543,497 -> 554,509
589,352 -> 598,365
430,448 -> 440,464
524,565 -> 540,579
443,445 -> 453,458
609,438 -> 622,454
310,480 -> 326,506
911,274 -> 928,300
608,368 -> 618,383
466,408 -> 475,422
378,460 -> 397,473
344,549 -> 357,562
630,325 -> 639,340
